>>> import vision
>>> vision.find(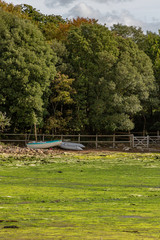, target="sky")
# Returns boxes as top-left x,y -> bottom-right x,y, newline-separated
4,0 -> 160,33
